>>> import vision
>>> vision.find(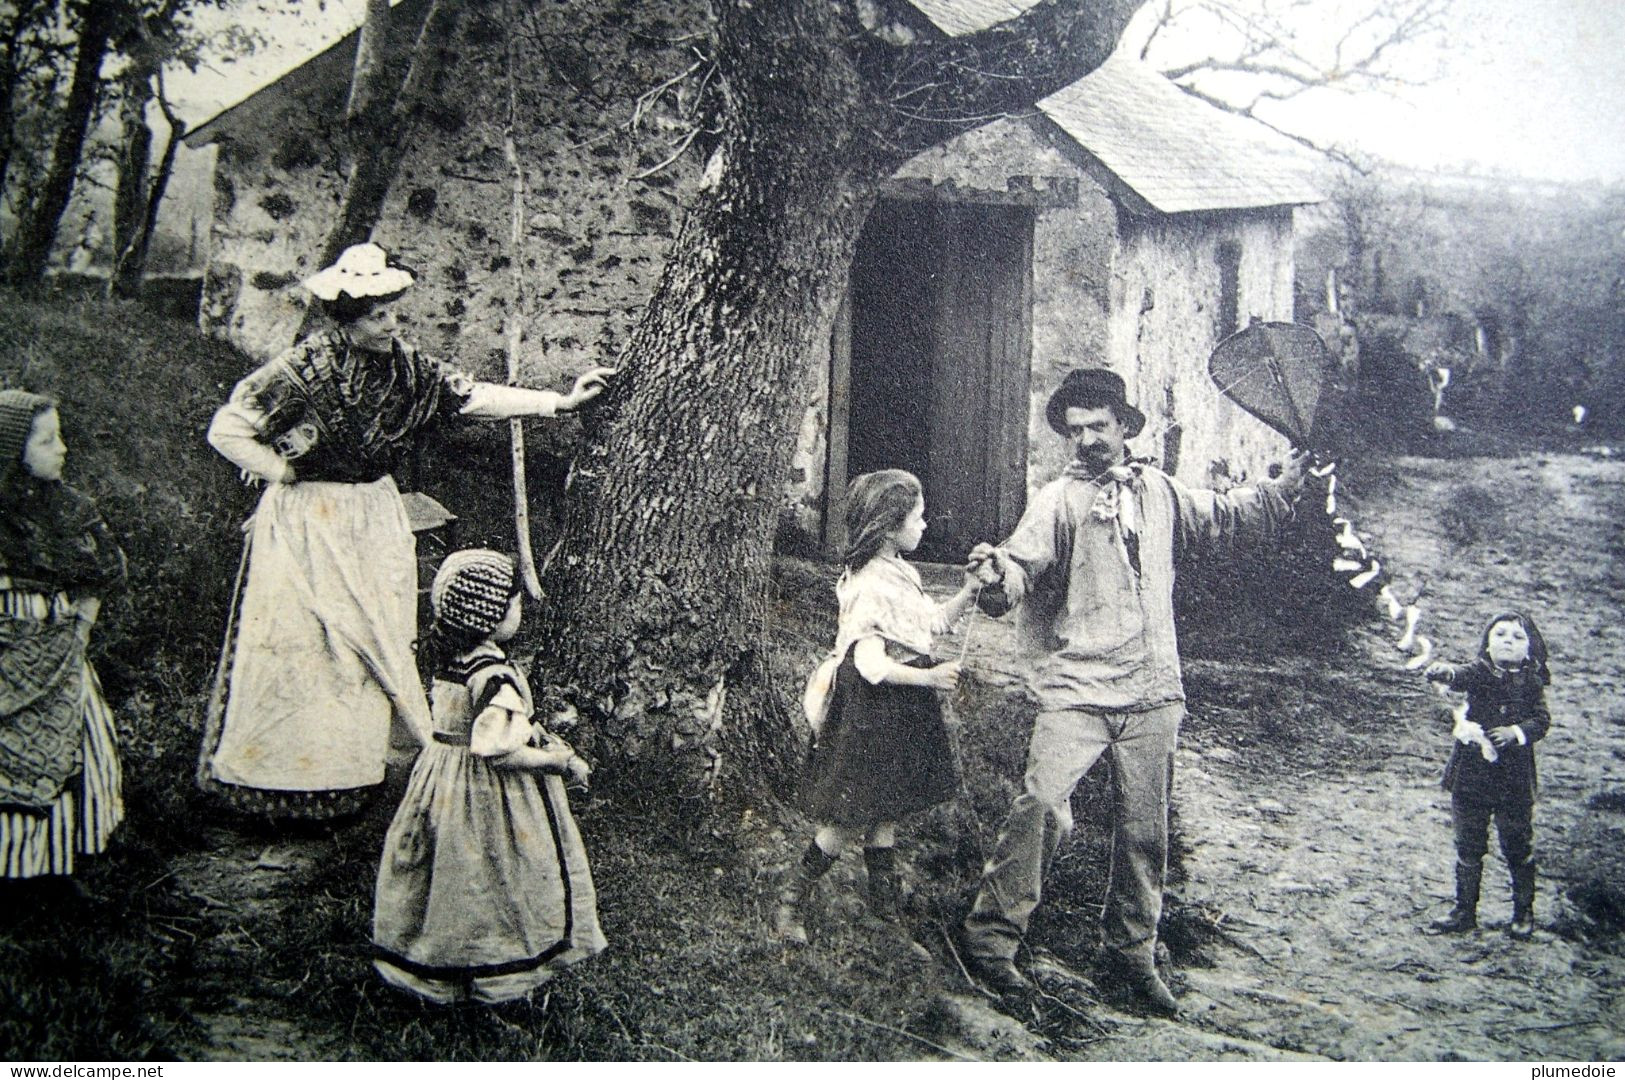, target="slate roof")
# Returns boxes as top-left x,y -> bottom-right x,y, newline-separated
906,0 -> 1037,36
1039,56 -> 1323,213
908,0 -> 1324,212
